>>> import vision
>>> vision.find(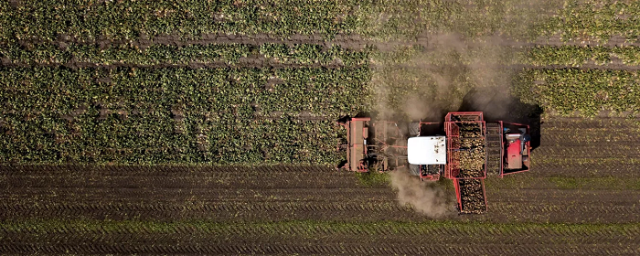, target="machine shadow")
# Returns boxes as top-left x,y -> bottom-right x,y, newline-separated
457,87 -> 543,150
